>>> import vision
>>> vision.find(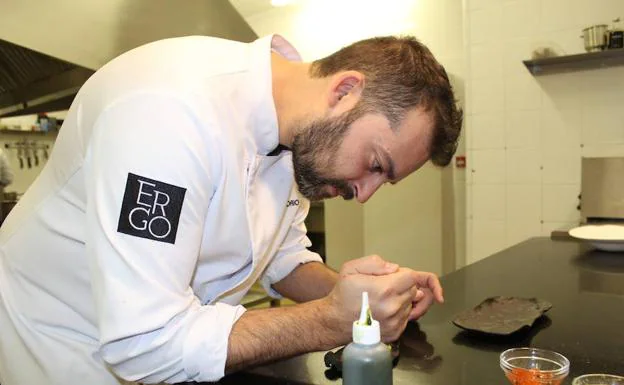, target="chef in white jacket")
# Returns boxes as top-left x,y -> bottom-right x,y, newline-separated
0,33 -> 462,384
